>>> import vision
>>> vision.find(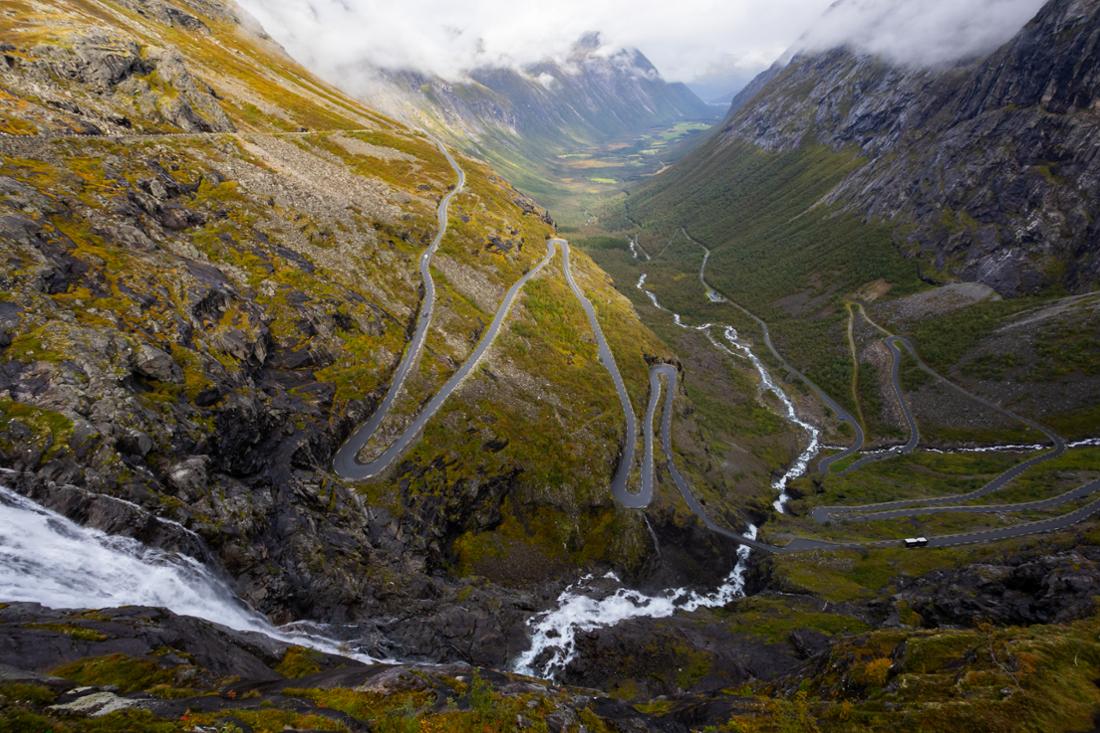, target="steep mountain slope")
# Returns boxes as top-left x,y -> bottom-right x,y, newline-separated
5,1 -> 1100,730
0,0 -> 763,670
